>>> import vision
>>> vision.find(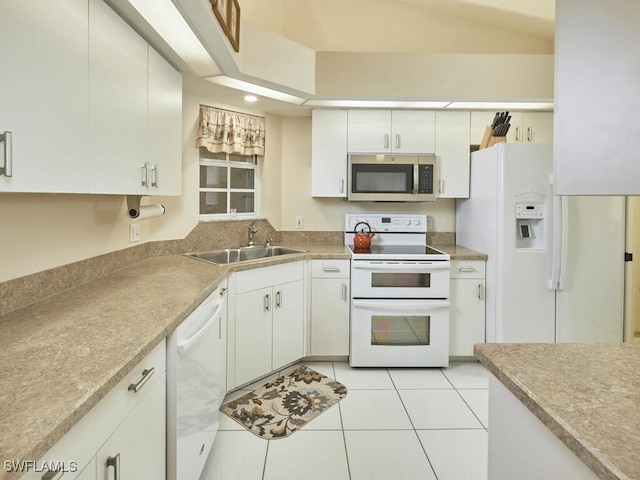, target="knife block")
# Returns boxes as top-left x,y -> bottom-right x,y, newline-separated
480,125 -> 507,149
